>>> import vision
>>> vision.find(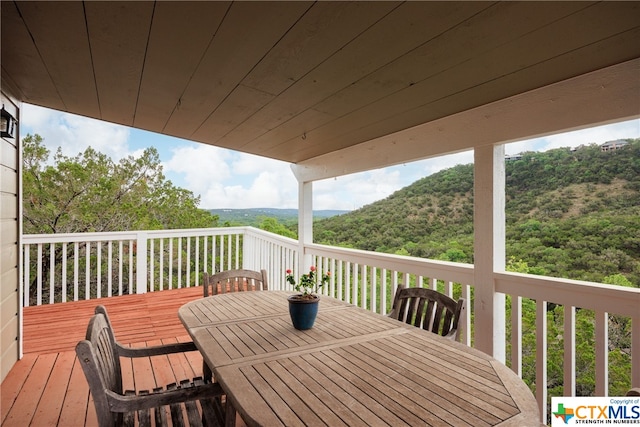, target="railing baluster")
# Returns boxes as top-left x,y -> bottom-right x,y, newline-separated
194,236 -> 199,287
97,242 -> 101,299
219,235 -> 225,273
186,237 -> 191,288
149,238 -> 155,292
85,241 -> 91,300
118,241 -> 123,296
128,240 -> 133,294
159,239 -> 165,291
235,234 -> 240,269
203,235 -> 209,274
228,234 -> 233,270
595,309 -> 608,396
74,242 -> 79,301
511,295 -> 522,377
563,305 -> 575,396
49,243 -> 55,304
136,233 -> 147,294
62,242 -> 67,303
633,316 -> 640,388
168,239 -> 173,290
212,235 -> 217,274
23,244 -> 30,307
370,266 -> 377,313
463,283 -> 471,346
36,244 -> 42,305
536,300 -> 548,423
178,237 -> 183,288
107,241 -> 112,297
